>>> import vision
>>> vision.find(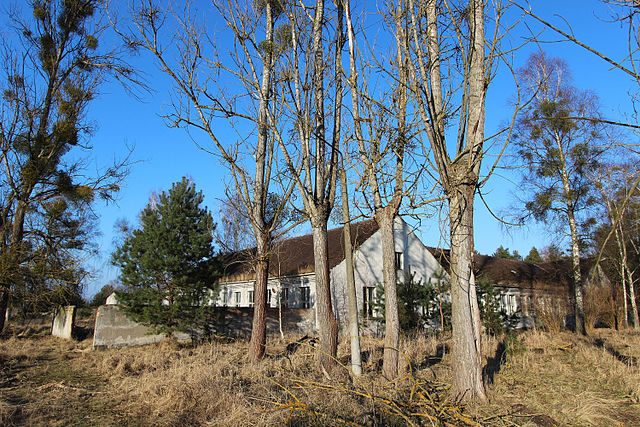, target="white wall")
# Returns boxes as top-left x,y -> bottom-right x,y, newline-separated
216,274 -> 317,311
330,217 -> 448,325
216,217 -> 447,331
